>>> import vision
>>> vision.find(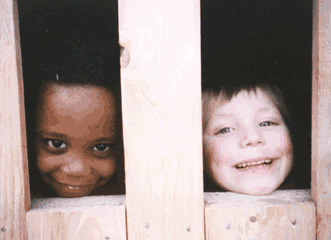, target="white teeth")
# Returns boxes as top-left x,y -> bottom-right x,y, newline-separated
69,186 -> 79,189
236,159 -> 272,168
